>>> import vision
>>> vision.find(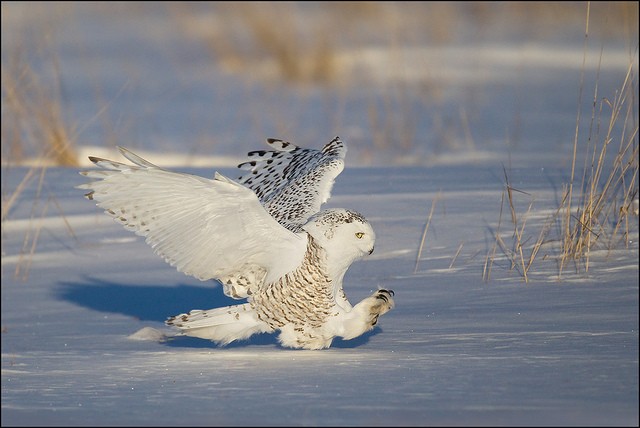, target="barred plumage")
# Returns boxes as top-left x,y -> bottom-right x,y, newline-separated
79,137 -> 394,349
